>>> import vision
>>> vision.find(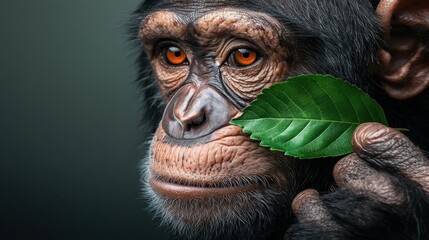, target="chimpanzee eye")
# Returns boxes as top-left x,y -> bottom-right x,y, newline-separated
228,48 -> 259,67
162,46 -> 188,66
